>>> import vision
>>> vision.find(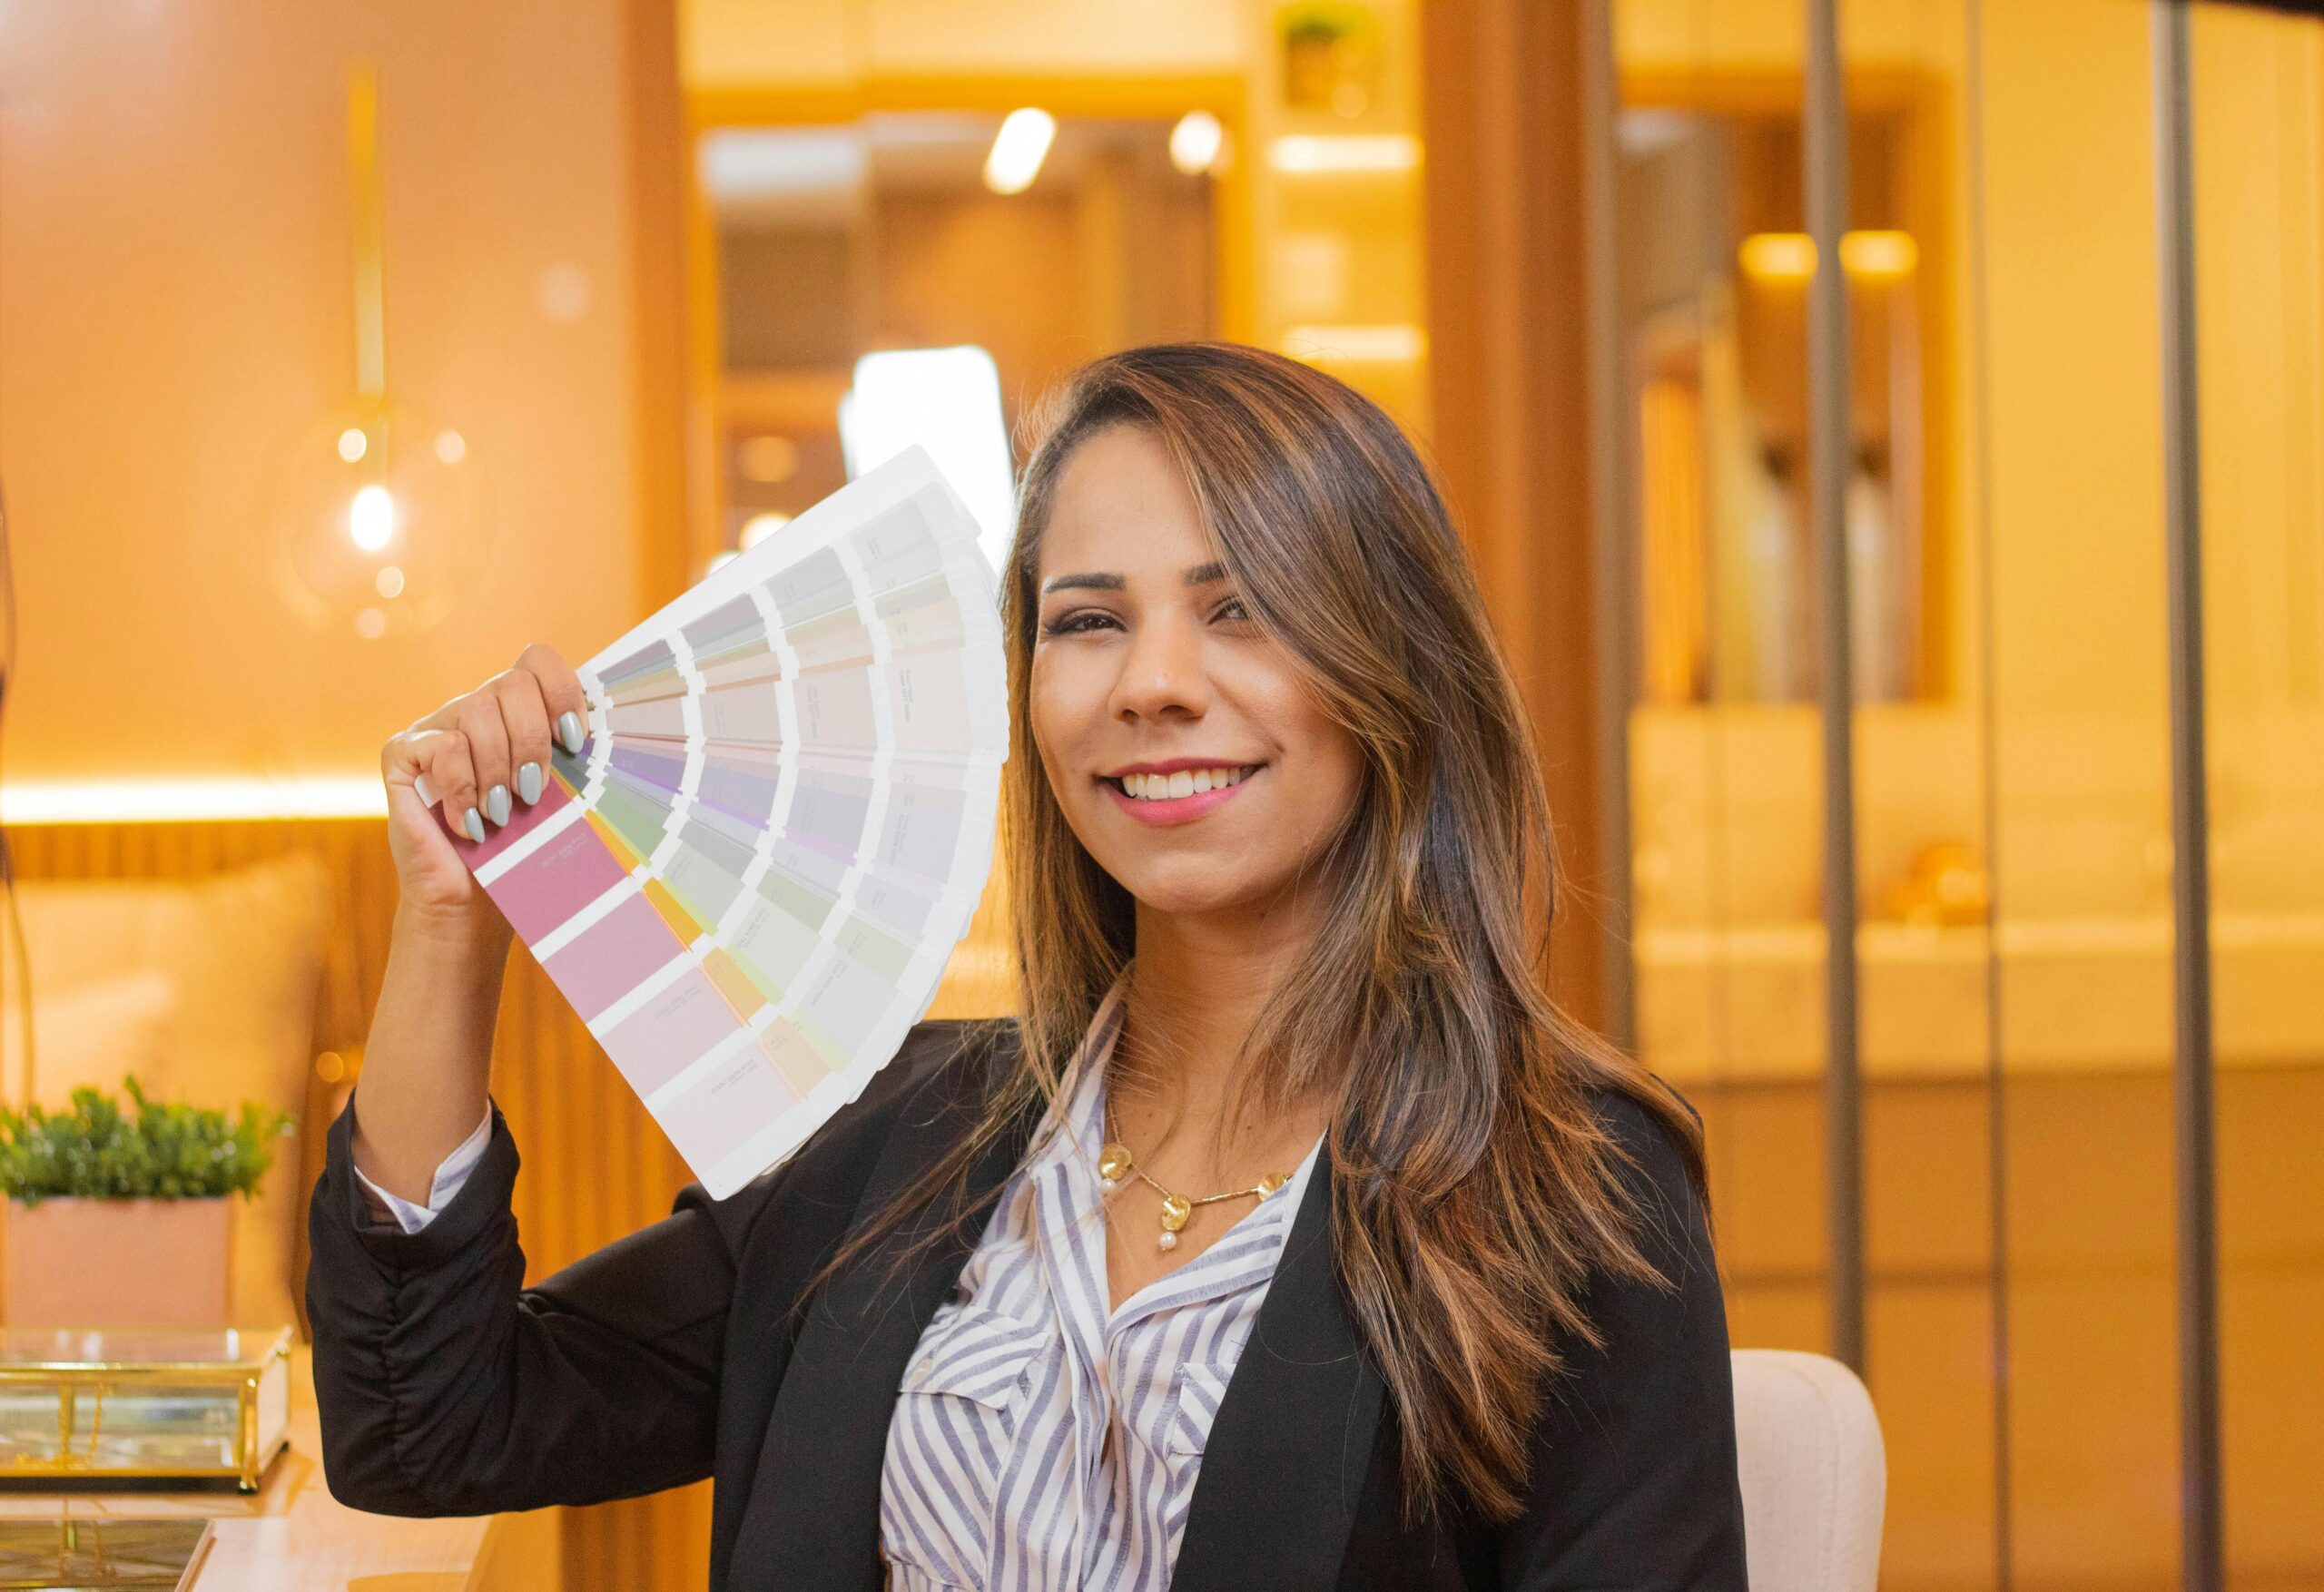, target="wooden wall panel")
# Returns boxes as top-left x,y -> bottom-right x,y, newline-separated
1419,0 -> 1611,1029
